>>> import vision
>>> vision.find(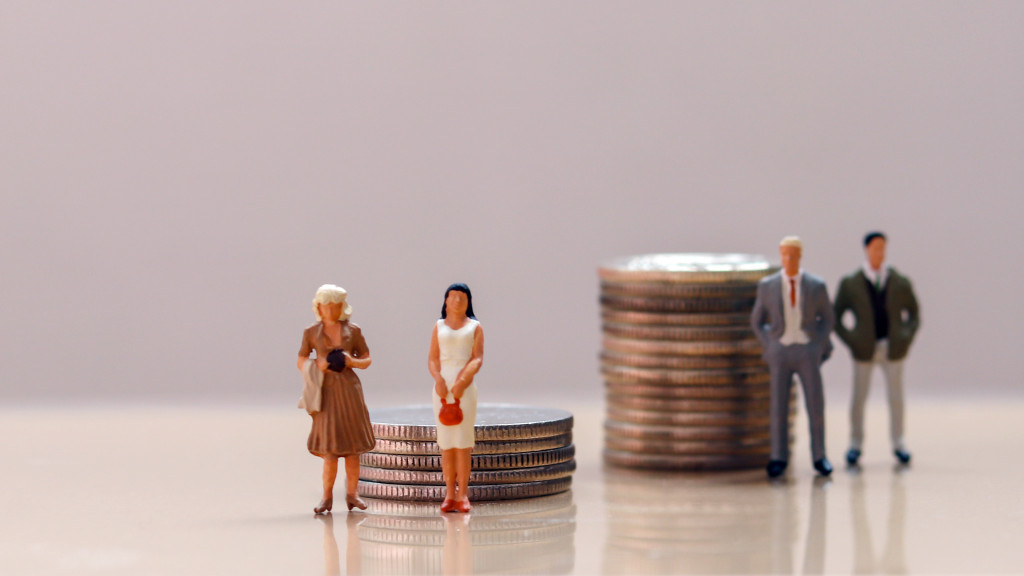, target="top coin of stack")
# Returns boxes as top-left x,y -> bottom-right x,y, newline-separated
358,404 -> 575,502
598,253 -> 785,470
